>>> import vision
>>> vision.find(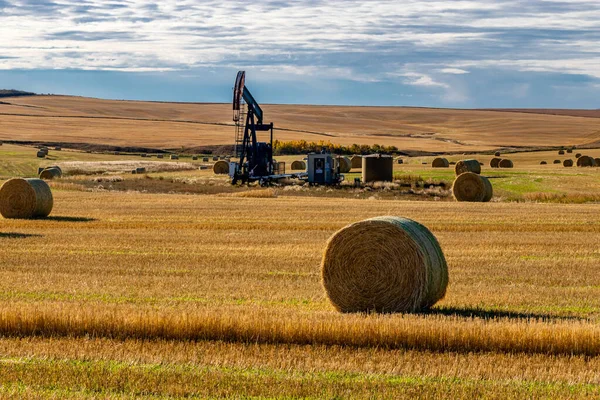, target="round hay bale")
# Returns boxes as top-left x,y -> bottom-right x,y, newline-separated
192,156 -> 198,161
36,151 -> 46,158
577,155 -> 596,167
452,172 -> 493,202
576,153 -> 582,159
39,167 -> 62,180
338,156 -> 351,173
449,161 -> 456,165
54,146 -> 61,151
595,158 -> 600,167
157,154 -> 164,159
291,160 -> 306,170
553,160 -> 561,164
567,149 -> 573,154
0,178 -> 53,219
540,161 -> 547,165
431,157 -> 449,168
37,167 -> 45,175
498,159 -> 514,168
558,150 -> 565,155
490,157 -> 501,168
213,160 -> 230,174
203,157 -> 209,162
494,152 -> 501,157
397,159 -> 404,165
131,169 -> 137,174
321,216 -> 448,313
141,154 -> 148,158
350,155 -> 362,169
563,159 -> 573,167
170,155 -> 179,160
212,156 -> 219,161
455,159 -> 481,175
135,167 -> 146,174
